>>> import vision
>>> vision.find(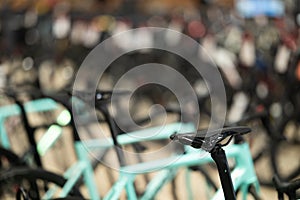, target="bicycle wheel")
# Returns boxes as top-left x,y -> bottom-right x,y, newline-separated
0,167 -> 83,200
244,117 -> 275,186
271,137 -> 300,182
0,147 -> 24,169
